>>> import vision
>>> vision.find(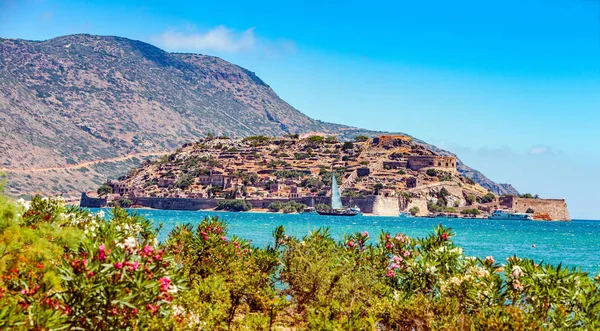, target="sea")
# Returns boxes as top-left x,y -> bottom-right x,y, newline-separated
91,209 -> 600,275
